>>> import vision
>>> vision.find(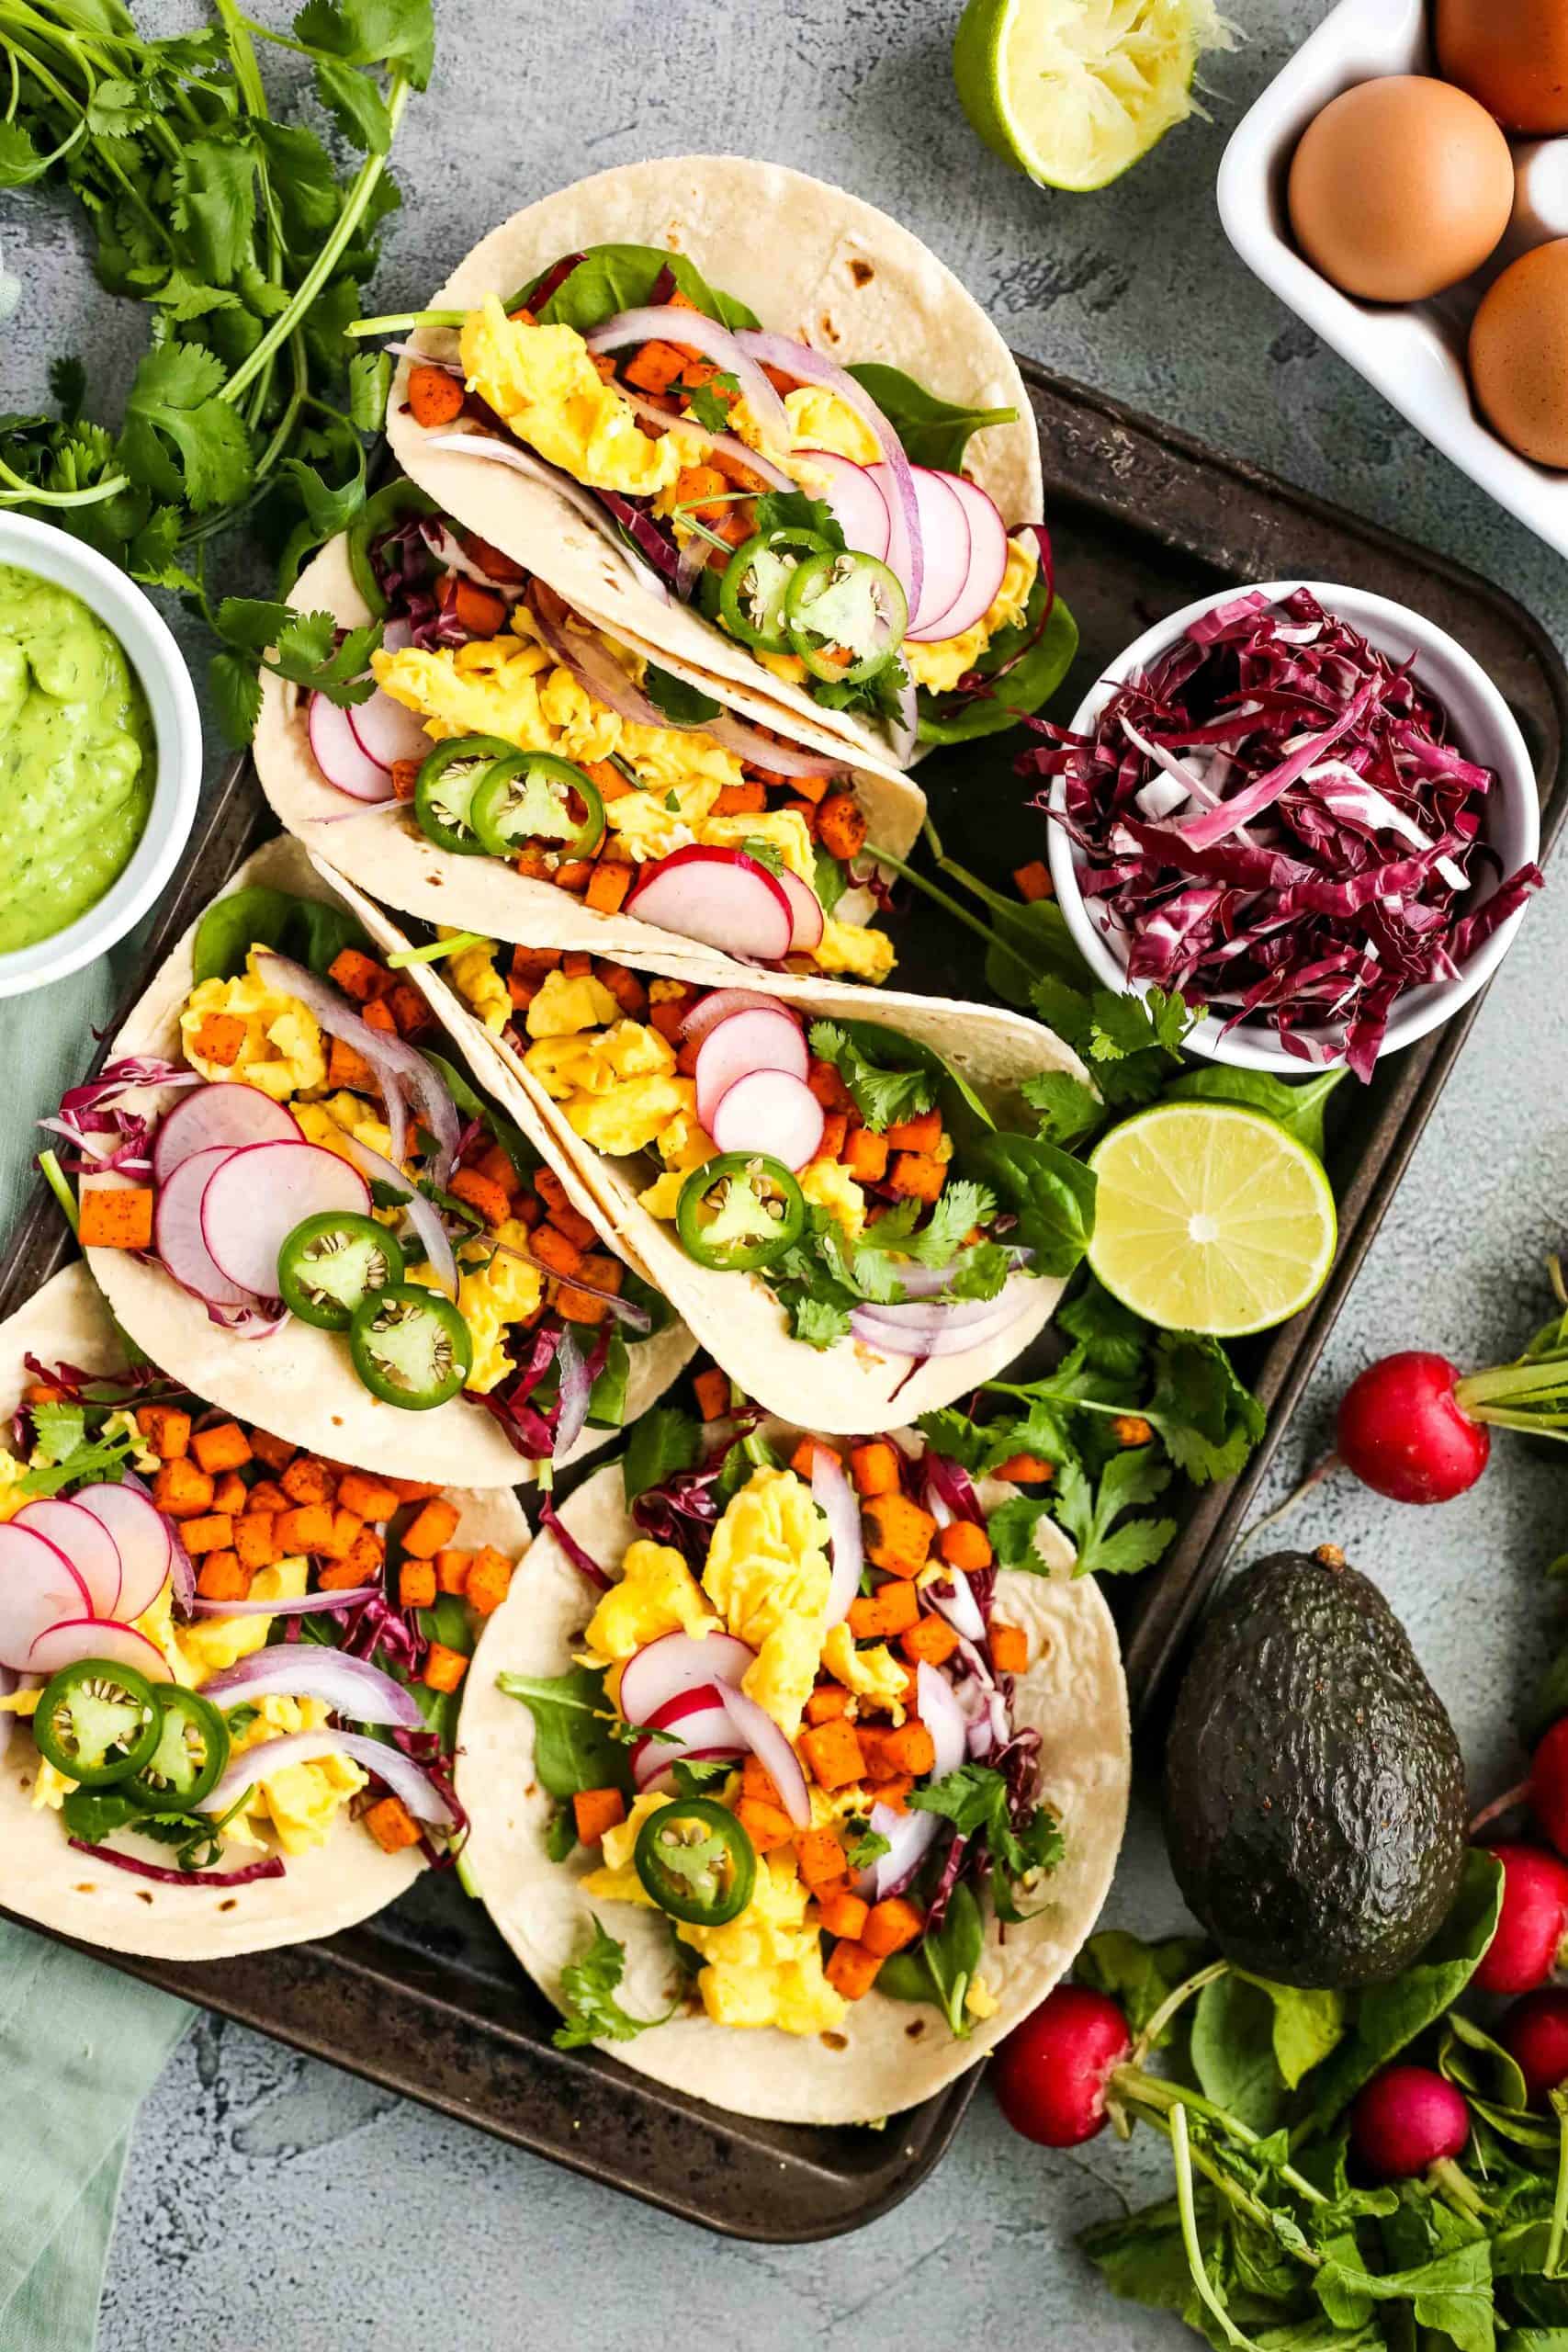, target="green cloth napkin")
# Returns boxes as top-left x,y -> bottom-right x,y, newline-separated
0,1922 -> 191,2351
